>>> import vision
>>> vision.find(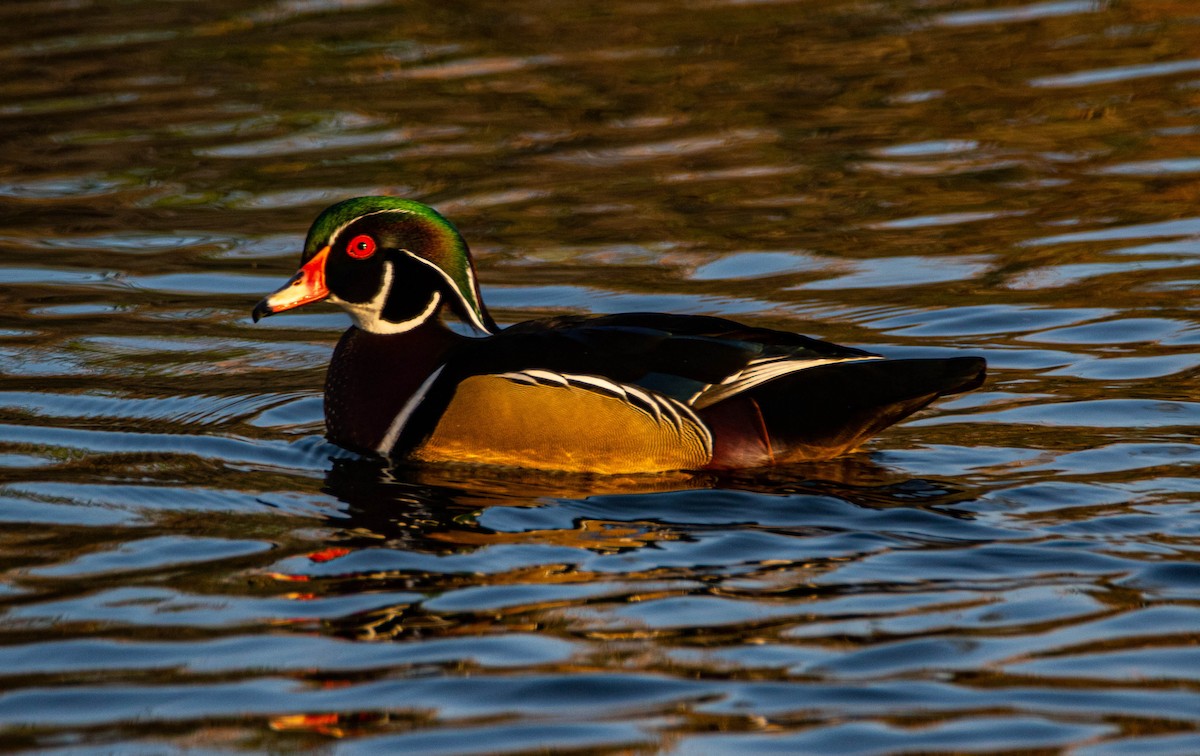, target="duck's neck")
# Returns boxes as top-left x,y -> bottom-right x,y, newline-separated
324,319 -> 465,456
